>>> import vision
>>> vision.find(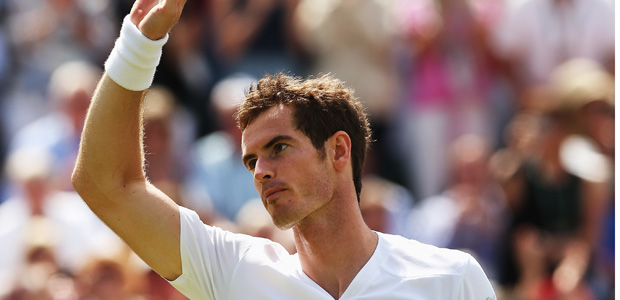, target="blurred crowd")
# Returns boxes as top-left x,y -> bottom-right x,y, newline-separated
0,0 -> 614,299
